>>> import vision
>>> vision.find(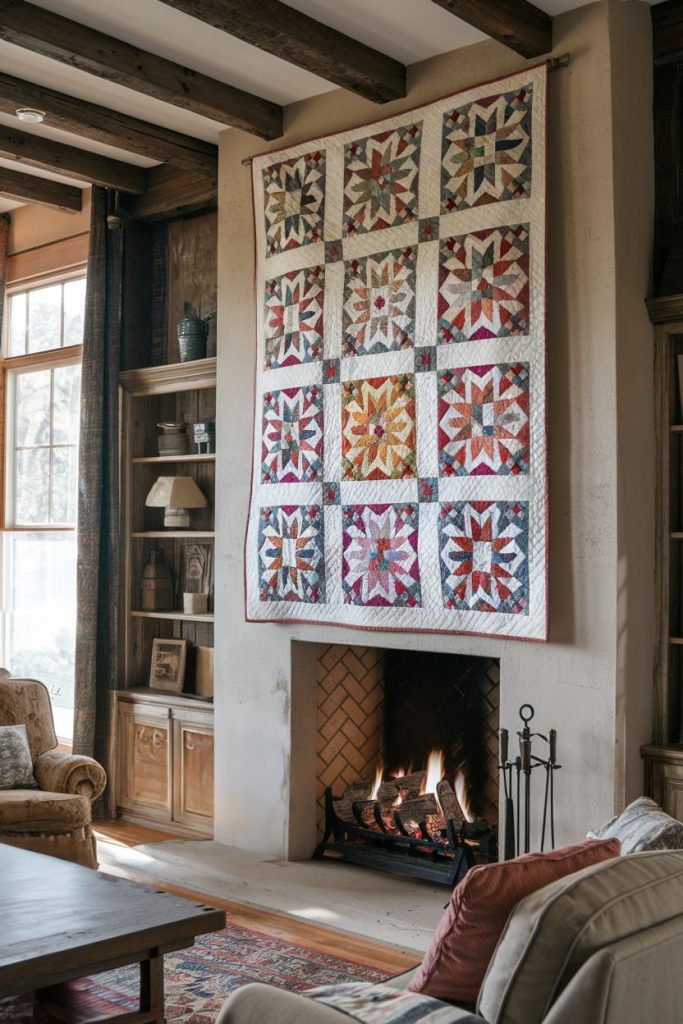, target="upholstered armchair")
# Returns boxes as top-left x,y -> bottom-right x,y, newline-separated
0,670 -> 106,868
